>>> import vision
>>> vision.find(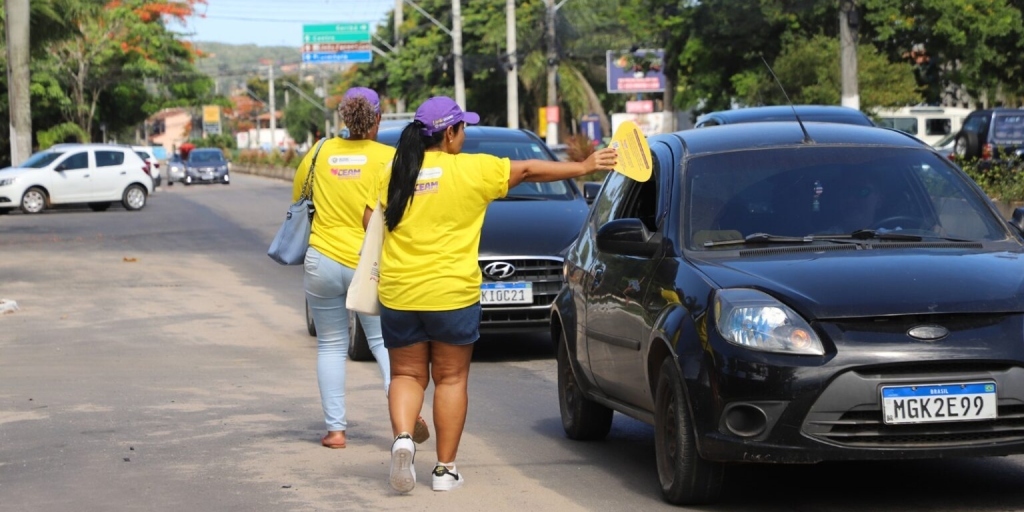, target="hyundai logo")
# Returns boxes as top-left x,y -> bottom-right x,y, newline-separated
907,325 -> 949,341
483,261 -> 516,280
